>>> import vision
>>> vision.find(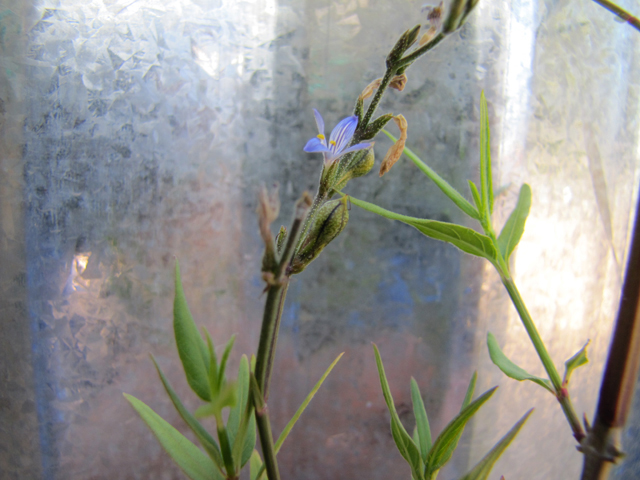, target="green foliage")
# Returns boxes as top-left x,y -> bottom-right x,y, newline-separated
274,353 -> 344,454
381,130 -> 480,220
348,196 -> 498,265
410,378 -> 432,462
487,332 -> 554,394
374,345 -> 523,480
564,341 -> 590,386
497,184 -> 532,265
151,355 -> 225,471
253,353 -> 344,480
426,384 -> 496,476
174,261 -> 211,402
123,394 -> 223,480
479,91 -> 494,218
458,409 -> 533,480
